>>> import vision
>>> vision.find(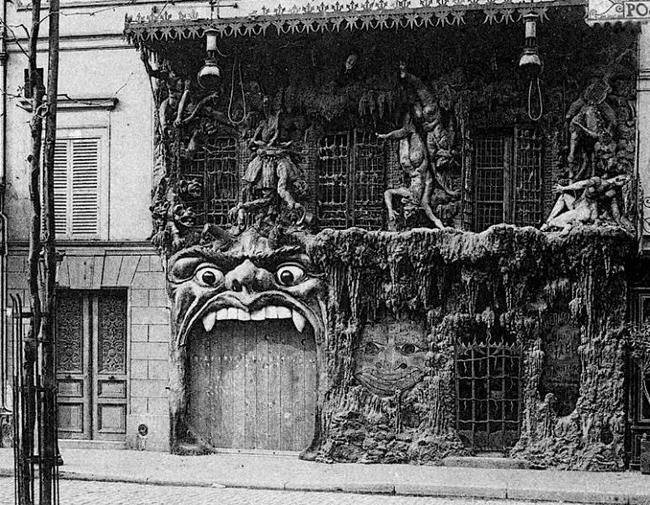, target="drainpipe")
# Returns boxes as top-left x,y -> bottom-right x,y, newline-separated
0,0 -> 8,414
